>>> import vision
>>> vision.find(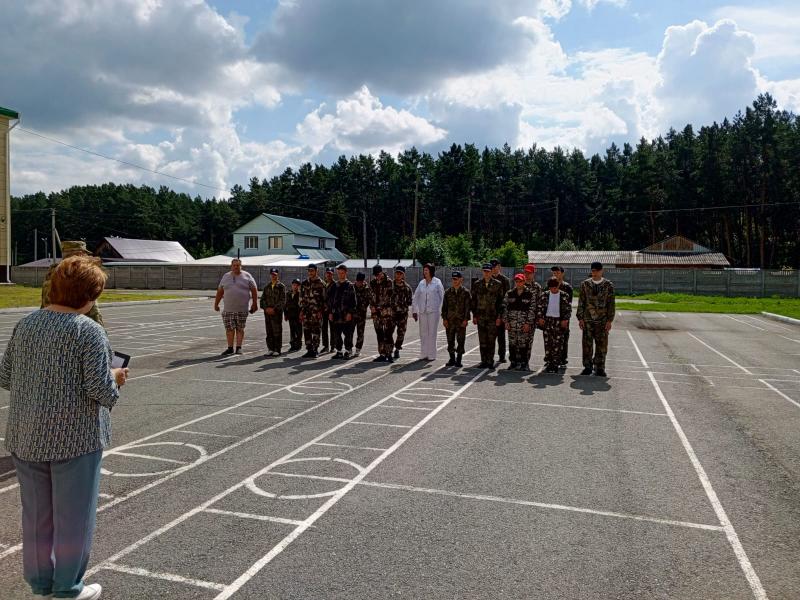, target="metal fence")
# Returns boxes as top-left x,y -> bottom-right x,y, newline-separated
10,264 -> 800,298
